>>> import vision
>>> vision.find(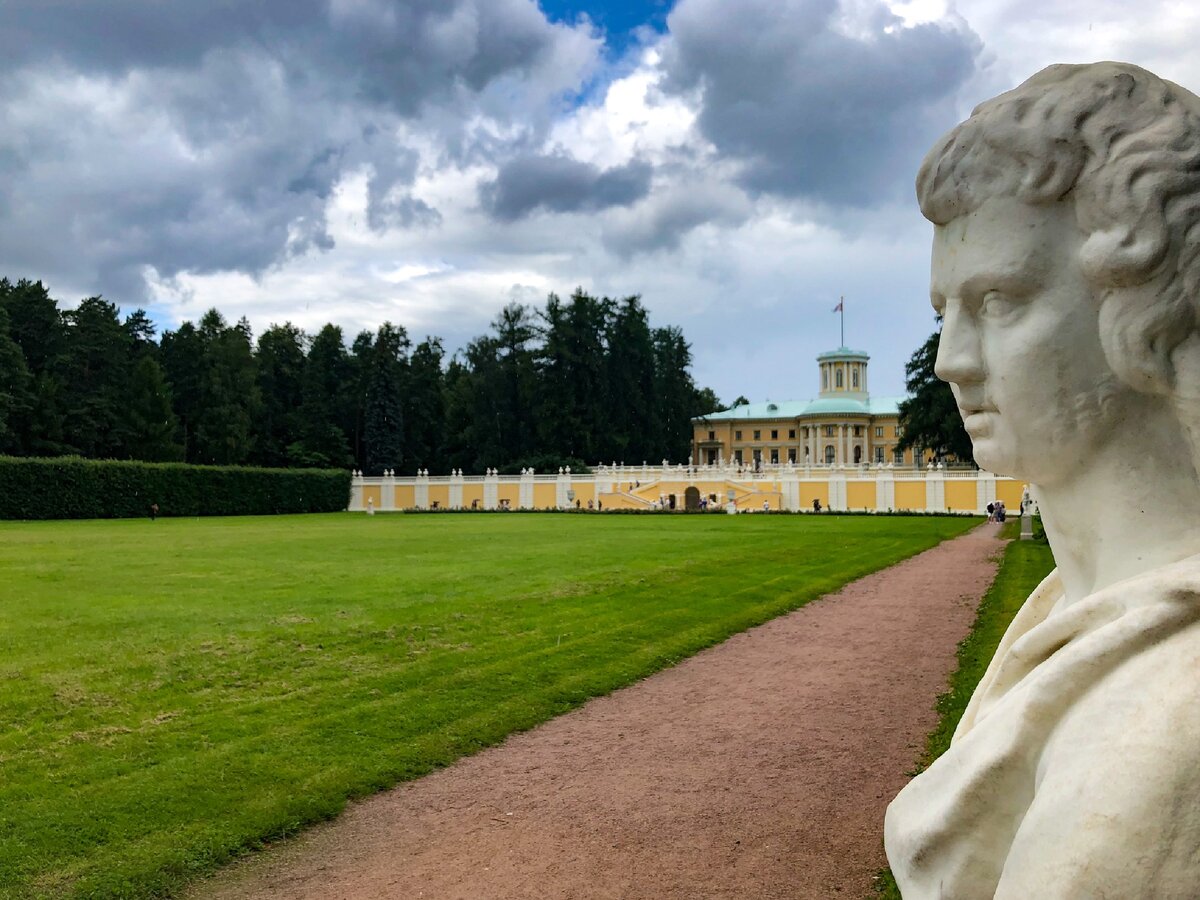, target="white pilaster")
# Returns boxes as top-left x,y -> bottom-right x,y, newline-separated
519,469 -> 534,509
925,468 -> 945,512
449,470 -> 464,509
976,470 -> 997,515
414,470 -> 430,510
829,469 -> 848,511
350,470 -> 363,511
483,469 -> 499,510
381,470 -> 396,511
876,467 -> 895,512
